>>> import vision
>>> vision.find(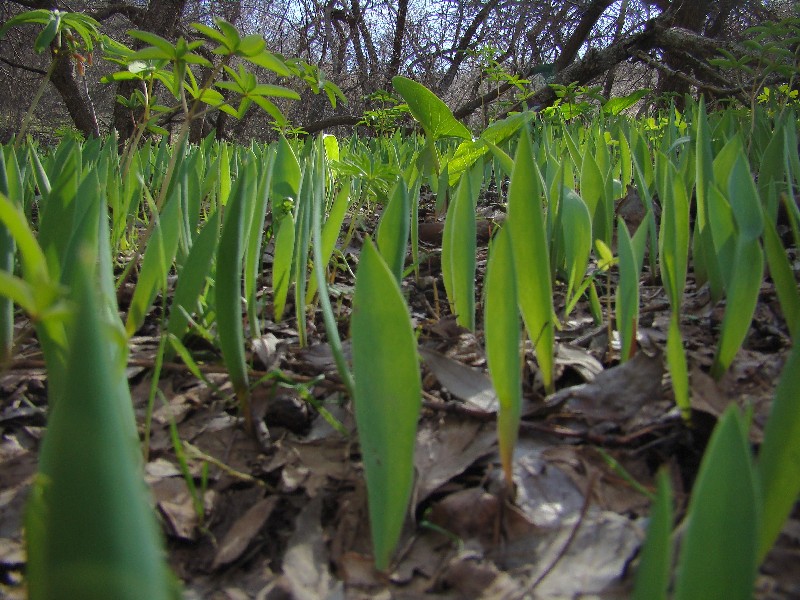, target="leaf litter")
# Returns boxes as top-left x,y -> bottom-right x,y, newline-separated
0,193 -> 798,599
